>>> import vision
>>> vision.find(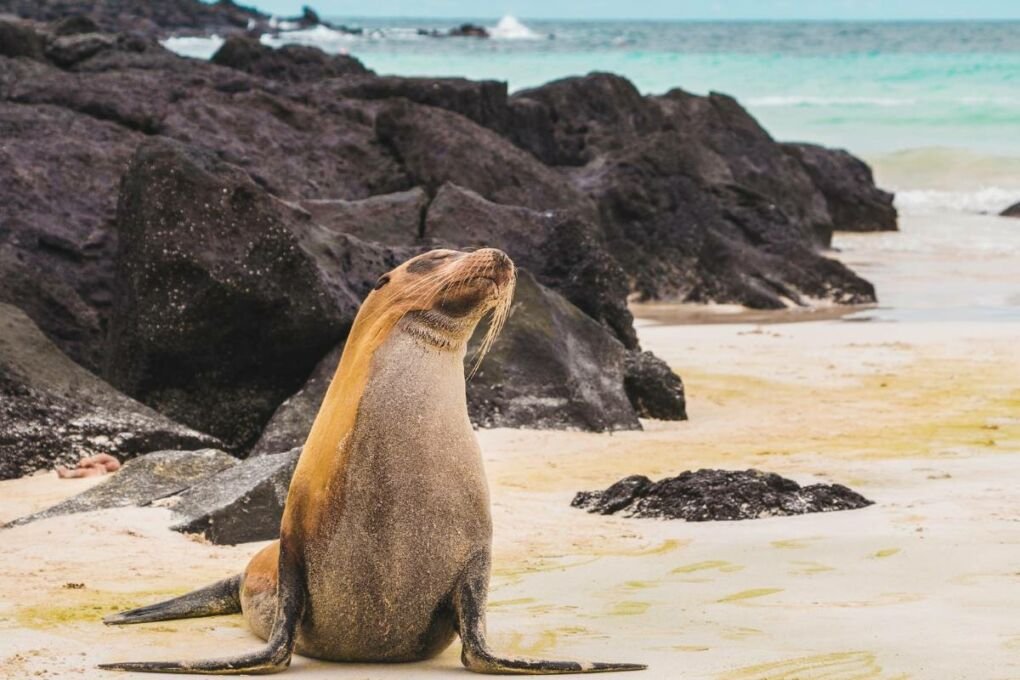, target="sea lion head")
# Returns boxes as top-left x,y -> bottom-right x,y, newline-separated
360,248 -> 517,369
